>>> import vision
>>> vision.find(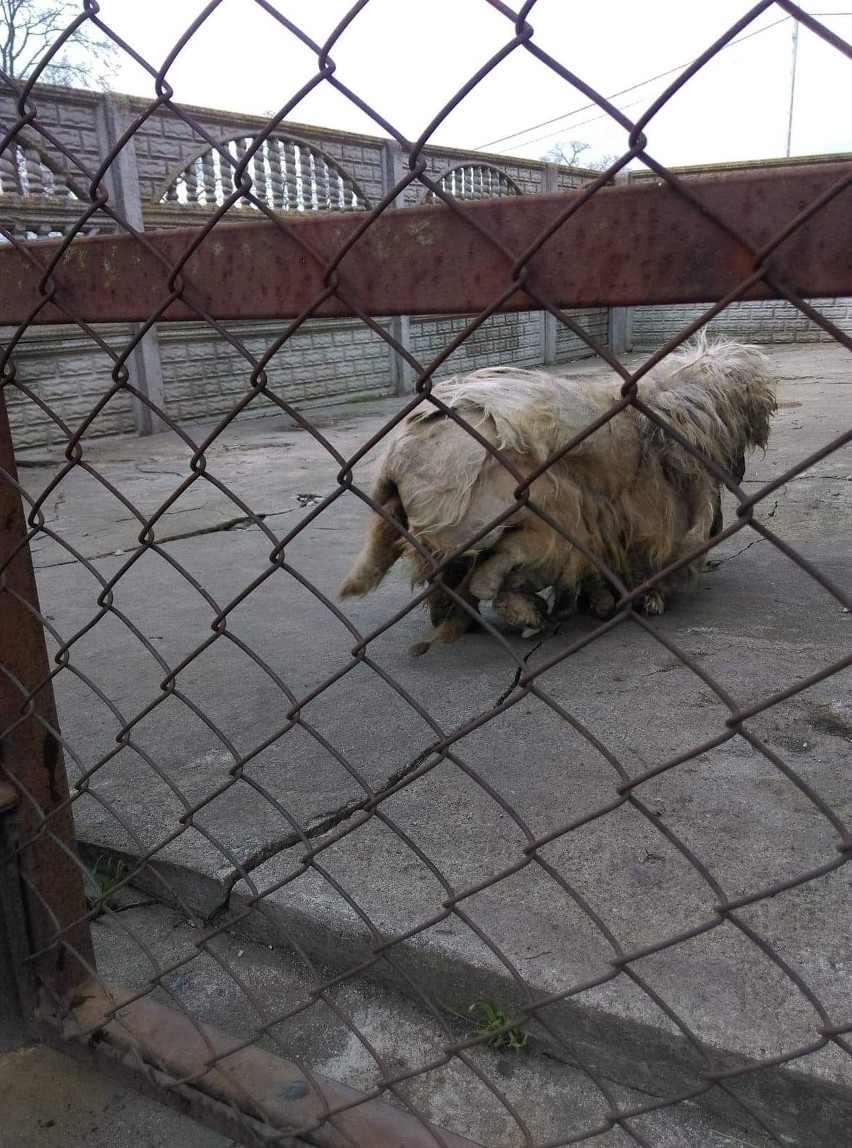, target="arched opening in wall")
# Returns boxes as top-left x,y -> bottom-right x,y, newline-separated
0,137 -> 83,240
421,163 -> 523,203
158,135 -> 371,213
